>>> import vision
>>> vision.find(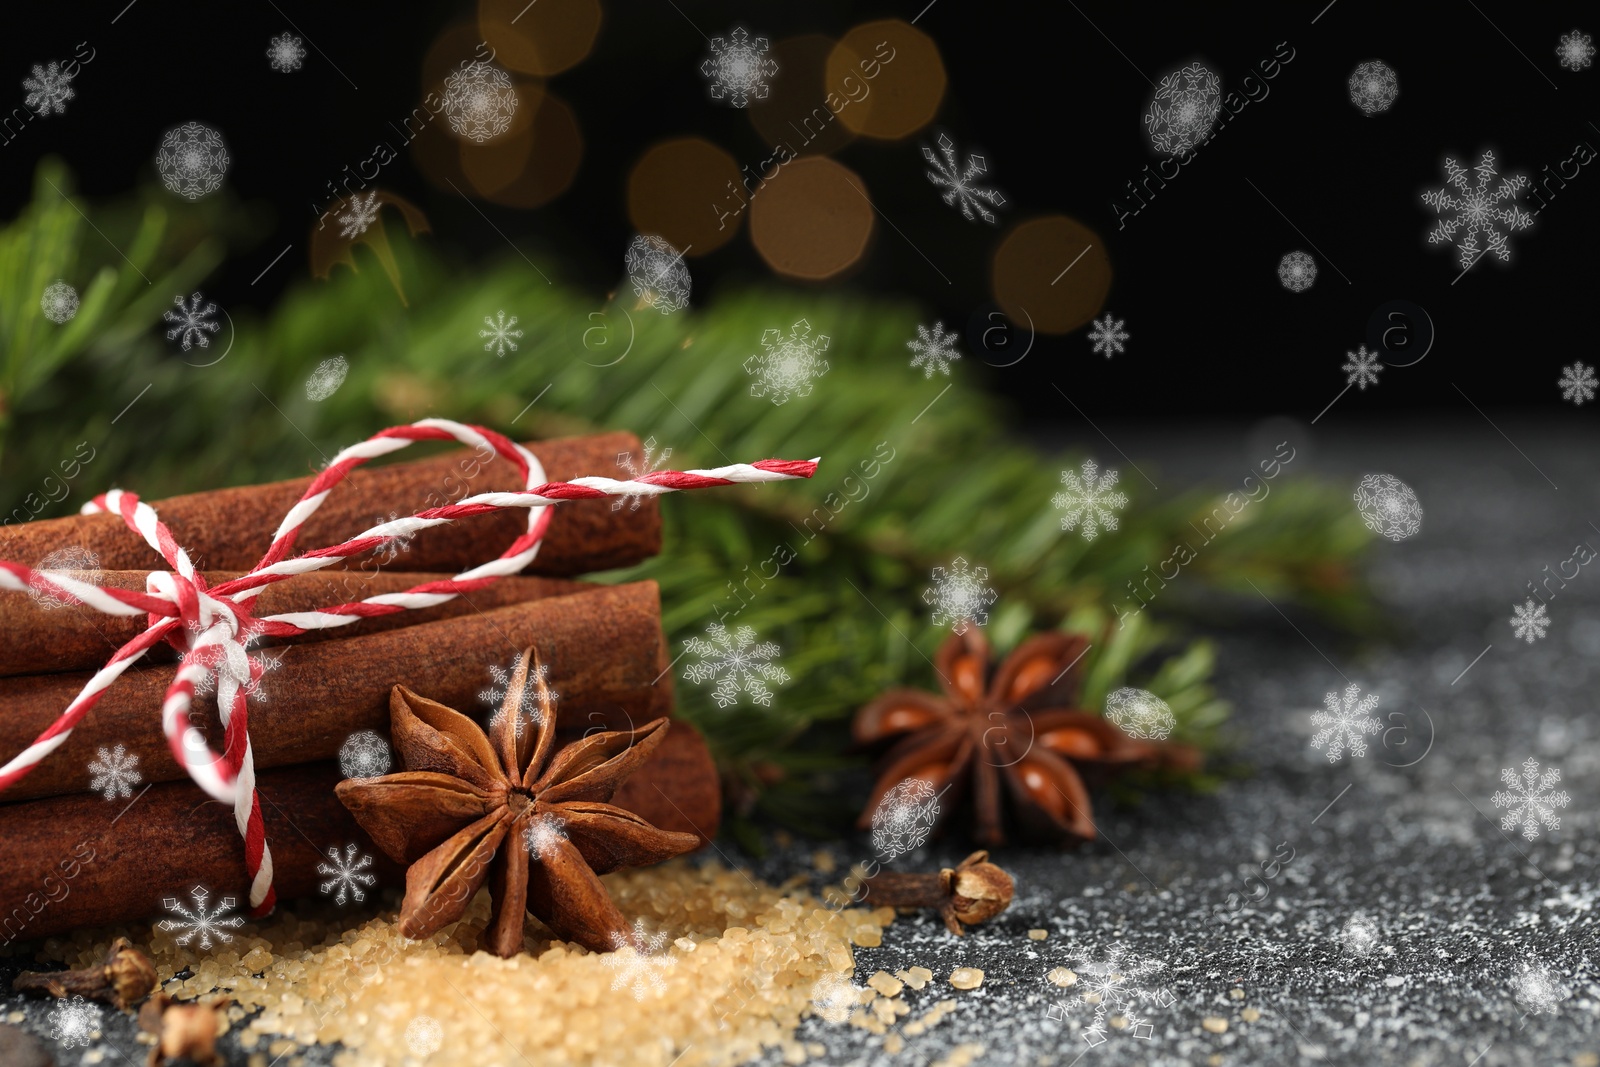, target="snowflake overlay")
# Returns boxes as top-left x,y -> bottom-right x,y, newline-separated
613,437 -> 672,511
305,354 -> 350,402
682,623 -> 790,708
1309,683 -> 1382,763
1341,914 -> 1381,956
156,122 -> 230,200
164,292 -> 222,351
336,190 -> 380,239
1493,757 -> 1570,841
1343,345 -> 1383,390
602,919 -> 676,1001
523,813 -> 568,861
1277,251 -> 1317,292
87,743 -> 141,801
1052,460 -> 1128,542
1511,958 -> 1571,1014
624,234 -> 691,315
700,27 -> 778,108
1347,60 -> 1399,115
40,279 -> 80,324
1511,598 -> 1550,644
317,843 -> 376,905
810,972 -> 861,1024
443,61 -> 517,143
339,729 -> 392,780
480,656 -> 557,739
906,321 -> 962,378
29,546 -> 100,610
1353,472 -> 1423,541
1105,688 -> 1175,741
406,1015 -> 444,1056
1421,150 -> 1534,270
923,557 -> 998,635
369,509 -> 417,565
923,133 -> 1007,224
871,778 -> 940,862
1046,943 -> 1177,1046
23,61 -> 75,116
1088,314 -> 1129,358
48,995 -> 99,1048
480,309 -> 524,357
267,33 -> 306,73
1557,30 -> 1595,72
1559,361 -> 1597,404
745,319 -> 830,405
1145,64 -> 1222,155
158,886 -> 245,950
